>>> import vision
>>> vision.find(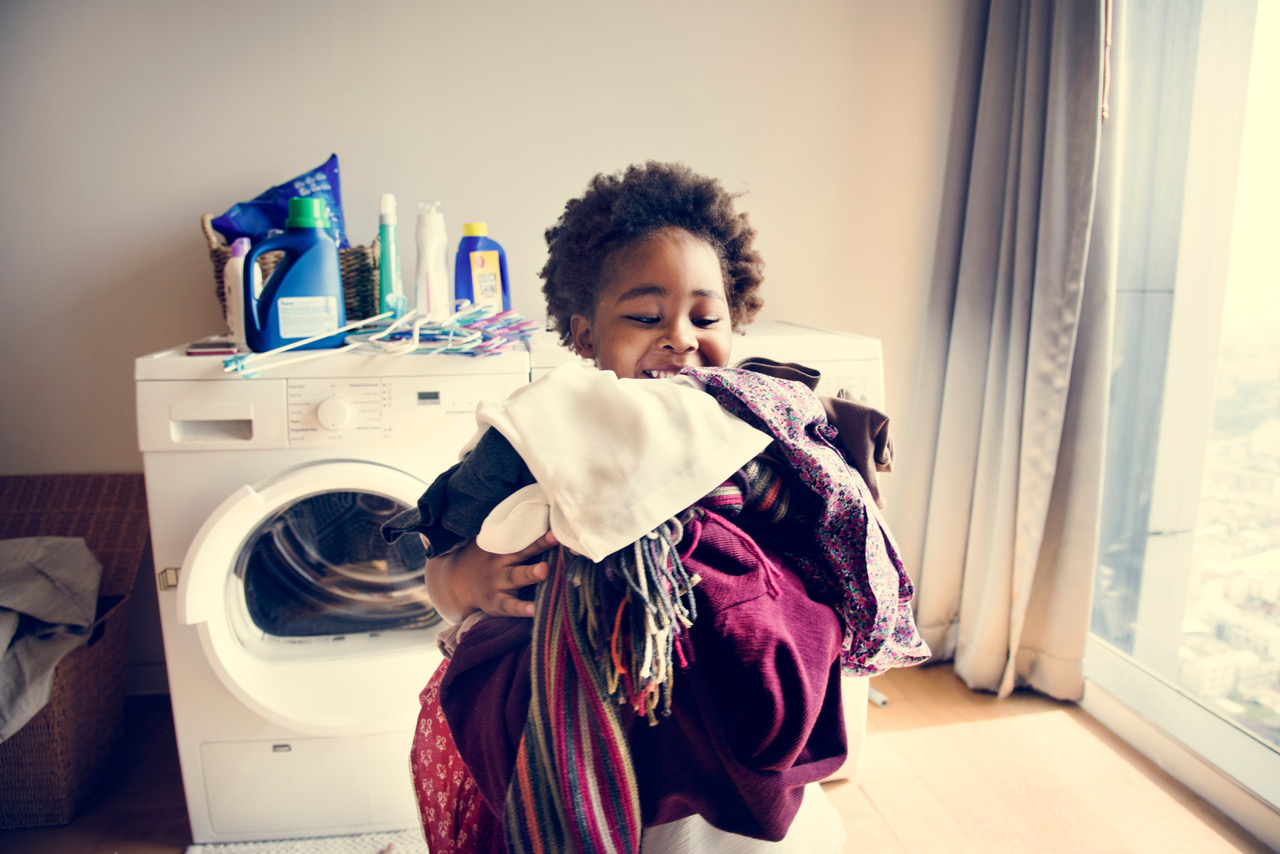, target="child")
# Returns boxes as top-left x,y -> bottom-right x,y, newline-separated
383,162 -> 927,853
